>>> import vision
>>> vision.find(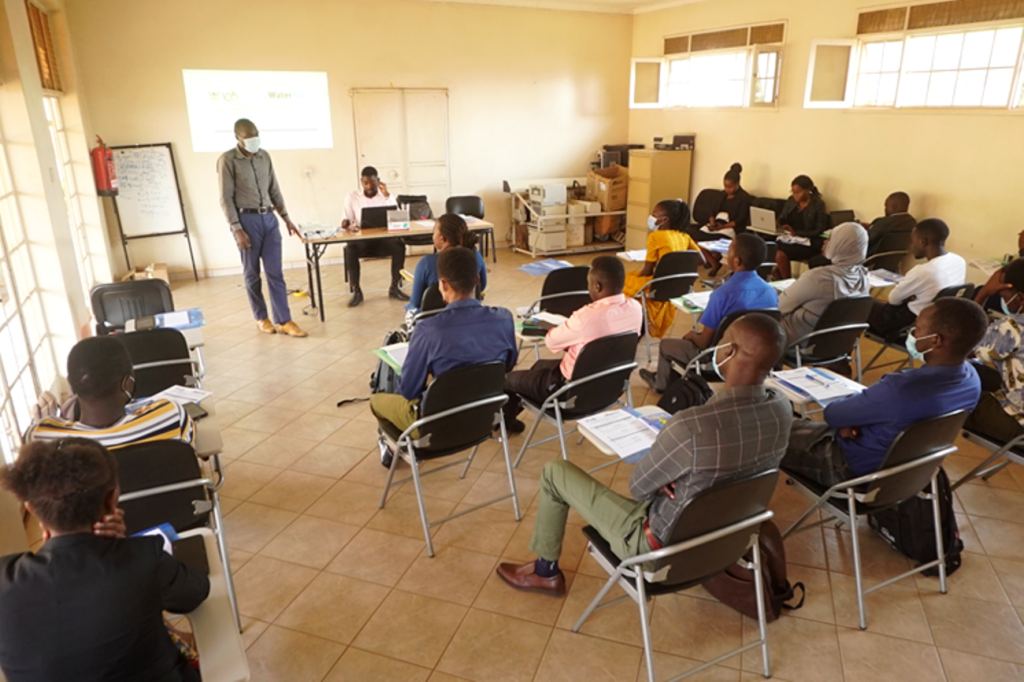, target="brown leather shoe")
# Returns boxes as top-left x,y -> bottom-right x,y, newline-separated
256,319 -> 276,334
496,560 -> 565,596
276,321 -> 308,338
